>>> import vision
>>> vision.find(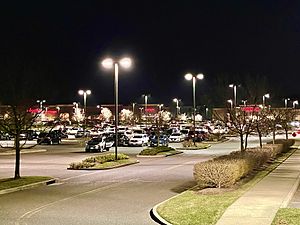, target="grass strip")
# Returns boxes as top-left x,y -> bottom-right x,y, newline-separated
92,158 -> 137,169
272,208 -> 300,225
0,176 -> 53,191
157,149 -> 295,225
